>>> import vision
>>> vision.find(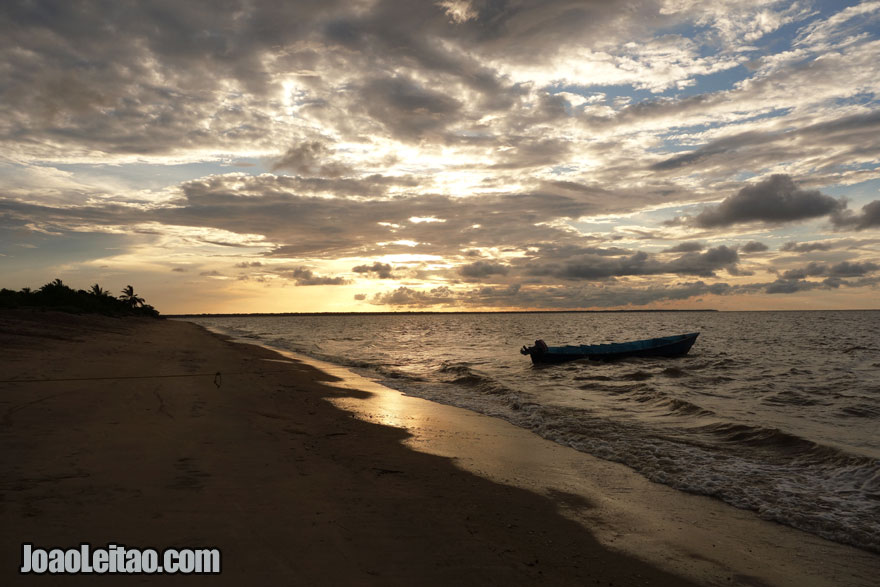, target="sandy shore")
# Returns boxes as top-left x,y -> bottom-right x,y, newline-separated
2,310 -> 878,585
